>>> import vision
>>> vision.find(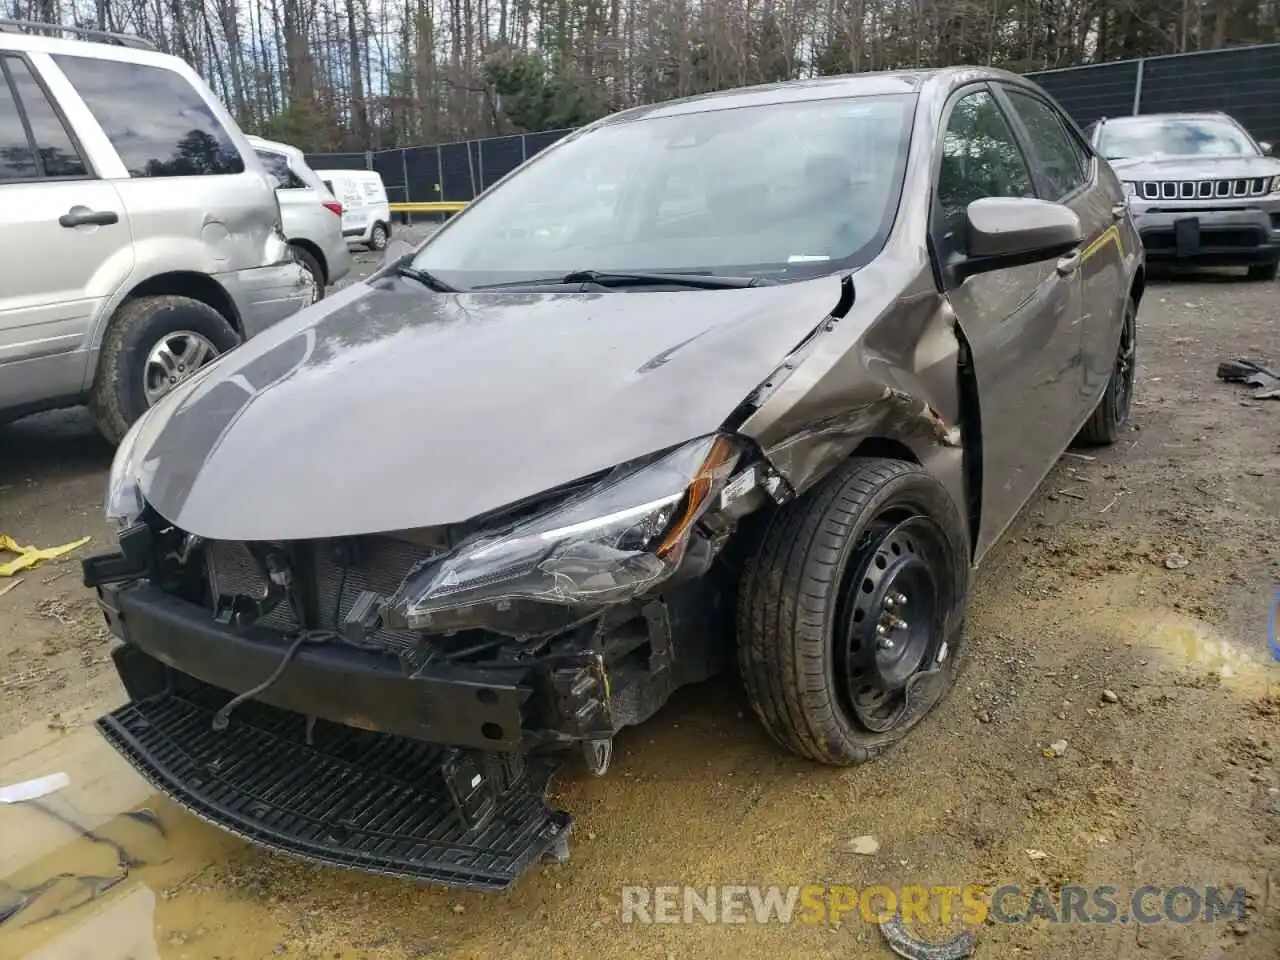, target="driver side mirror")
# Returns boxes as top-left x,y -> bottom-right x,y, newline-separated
1260,141 -> 1273,156
265,173 -> 283,191
957,197 -> 1082,281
